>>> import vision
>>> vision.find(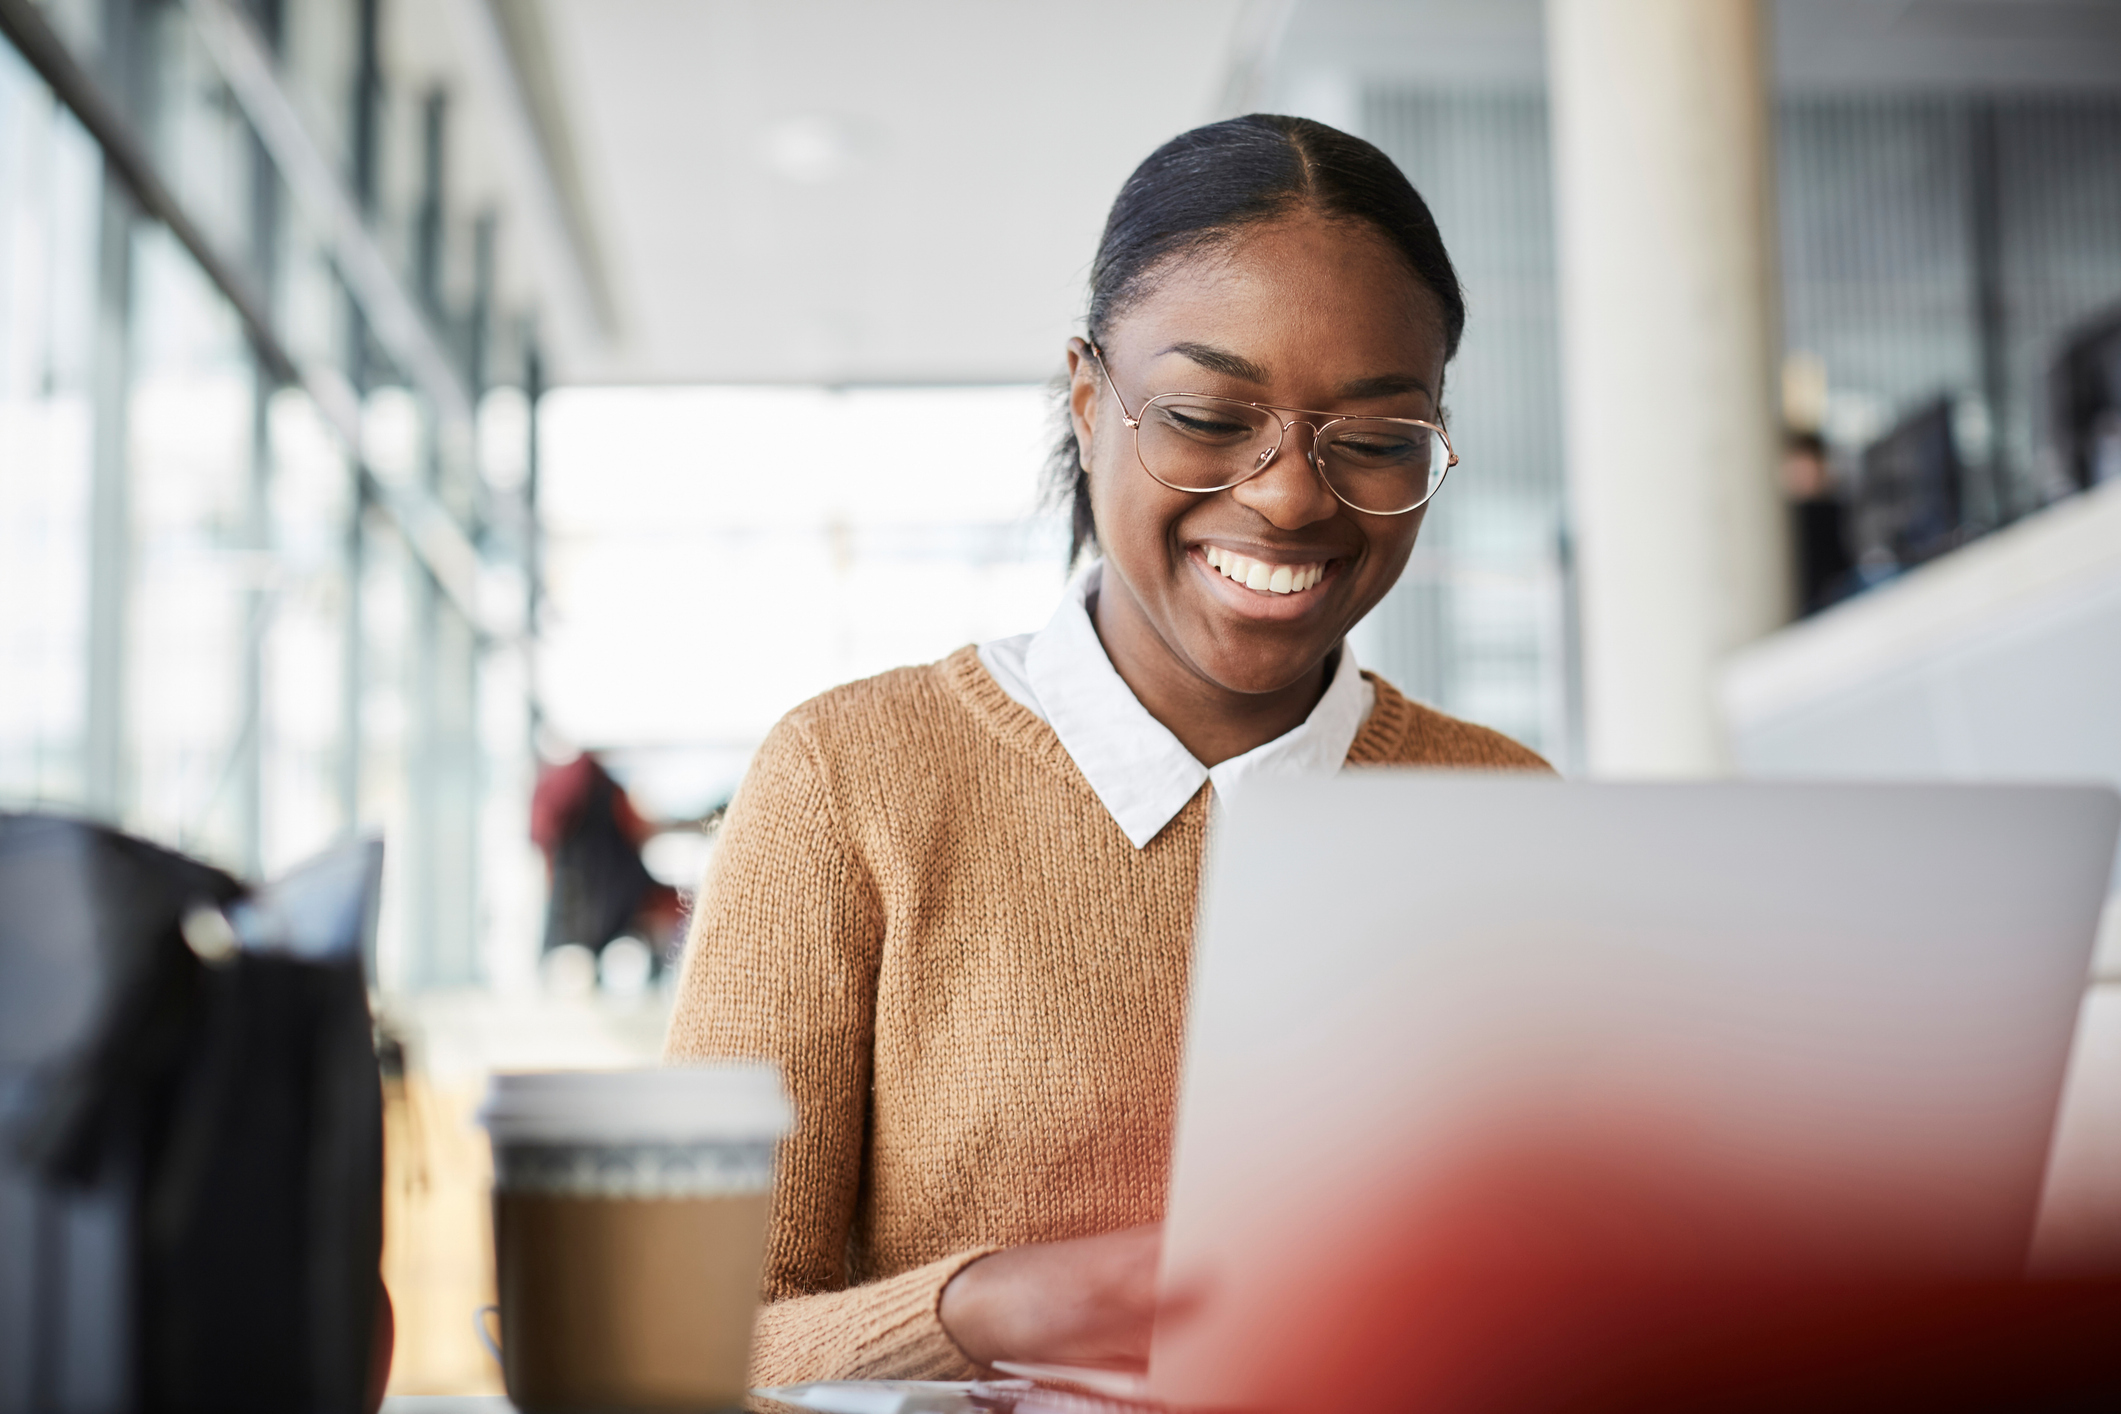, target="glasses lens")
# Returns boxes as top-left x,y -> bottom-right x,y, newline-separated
1318,420 -> 1450,513
1135,395 -> 1281,492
